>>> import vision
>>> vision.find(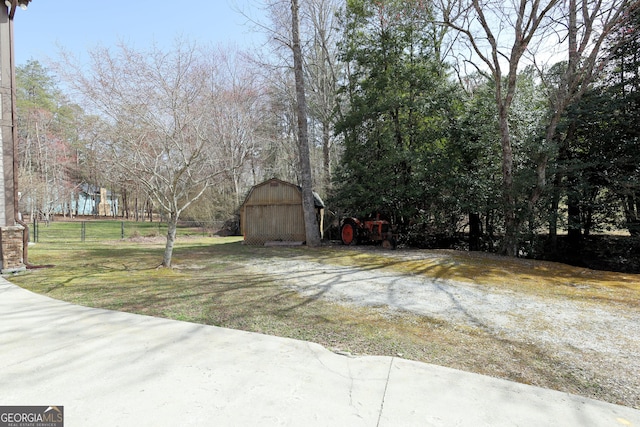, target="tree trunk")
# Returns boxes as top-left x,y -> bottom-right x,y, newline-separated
322,120 -> 331,194
583,201 -> 594,236
547,169 -> 562,254
469,212 -> 482,251
567,191 -> 582,245
291,0 -> 321,247
625,194 -> 640,236
121,188 -> 129,219
162,212 -> 178,267
498,103 -> 518,257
